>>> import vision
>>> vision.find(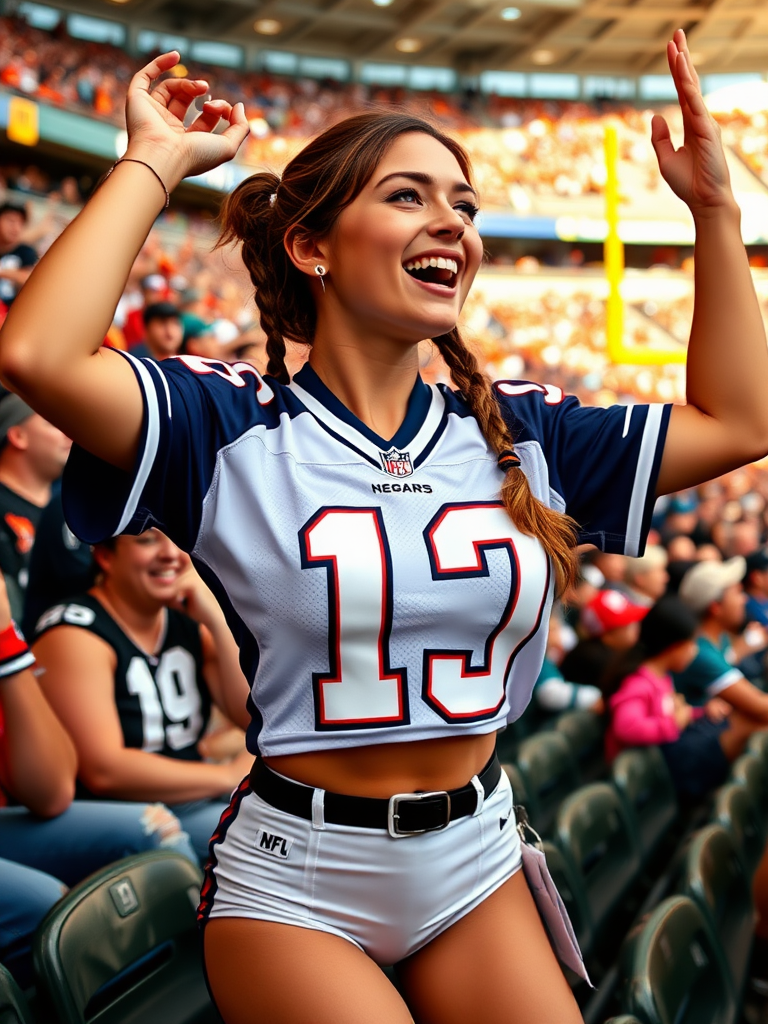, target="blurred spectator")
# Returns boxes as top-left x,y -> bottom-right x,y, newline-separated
32,530 -> 252,863
744,548 -> 768,627
602,596 -> 733,801
559,588 -> 647,688
131,302 -> 184,361
0,570 -> 196,986
674,559 -> 768,745
660,492 -> 699,545
665,534 -> 698,562
622,545 -> 669,607
0,393 -> 70,619
21,488 -> 94,638
0,202 -> 36,307
560,559 -> 604,630
121,273 -> 168,349
533,613 -> 602,715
